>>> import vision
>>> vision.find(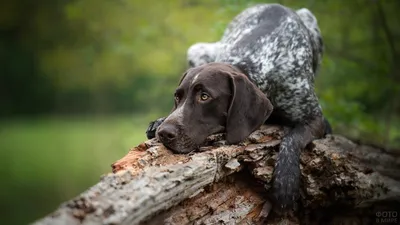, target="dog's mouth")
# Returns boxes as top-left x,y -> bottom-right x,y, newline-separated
158,132 -> 201,154
157,124 -> 226,153
162,139 -> 200,154
161,133 -> 229,153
